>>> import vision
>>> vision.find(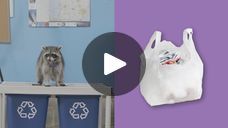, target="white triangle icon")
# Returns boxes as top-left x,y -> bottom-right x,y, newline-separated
104,53 -> 127,75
